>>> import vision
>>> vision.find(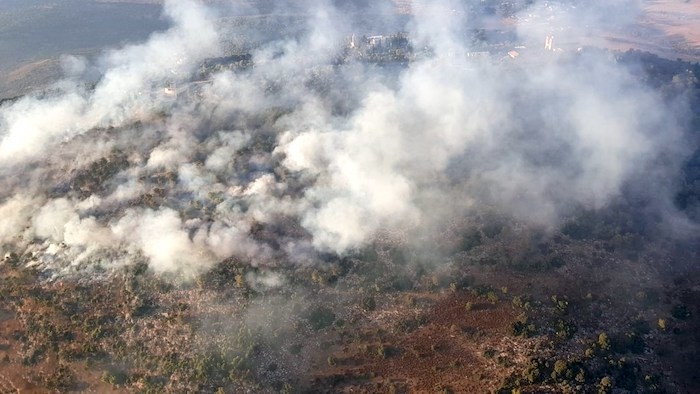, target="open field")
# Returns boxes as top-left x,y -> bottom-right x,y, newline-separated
594,0 -> 700,62
643,0 -> 700,49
